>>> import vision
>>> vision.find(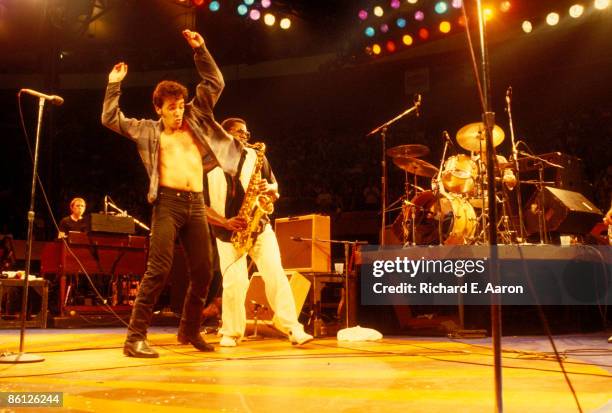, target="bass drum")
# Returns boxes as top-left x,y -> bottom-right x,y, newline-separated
403,191 -> 477,245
